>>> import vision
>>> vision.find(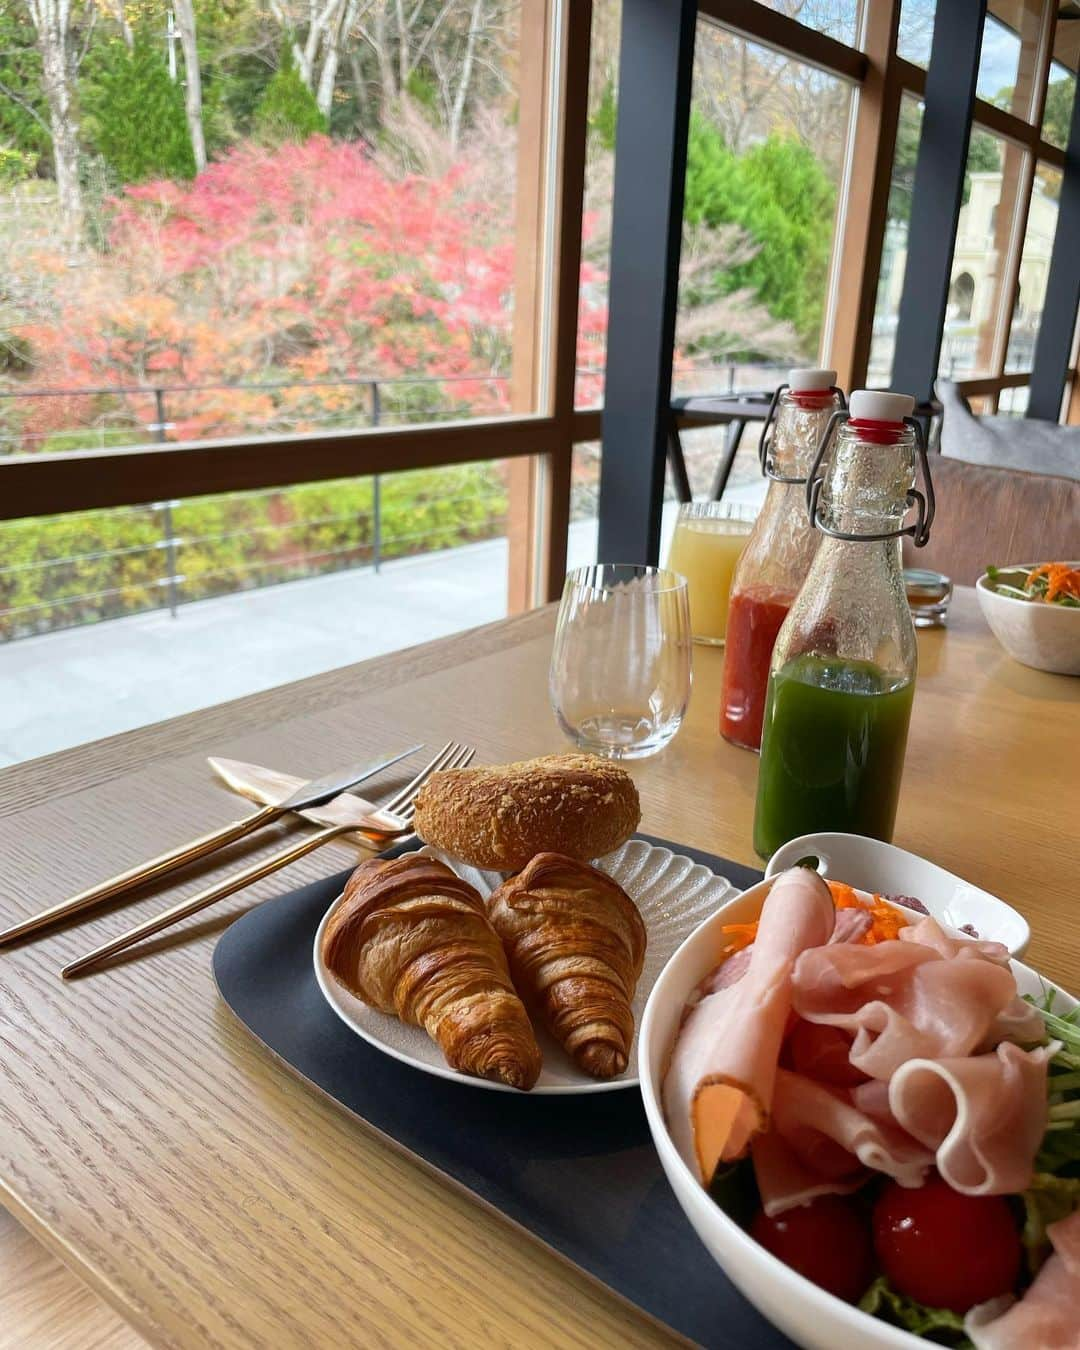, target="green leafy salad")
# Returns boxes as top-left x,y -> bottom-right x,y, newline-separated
710,992 -> 1080,1347
986,563 -> 1080,607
